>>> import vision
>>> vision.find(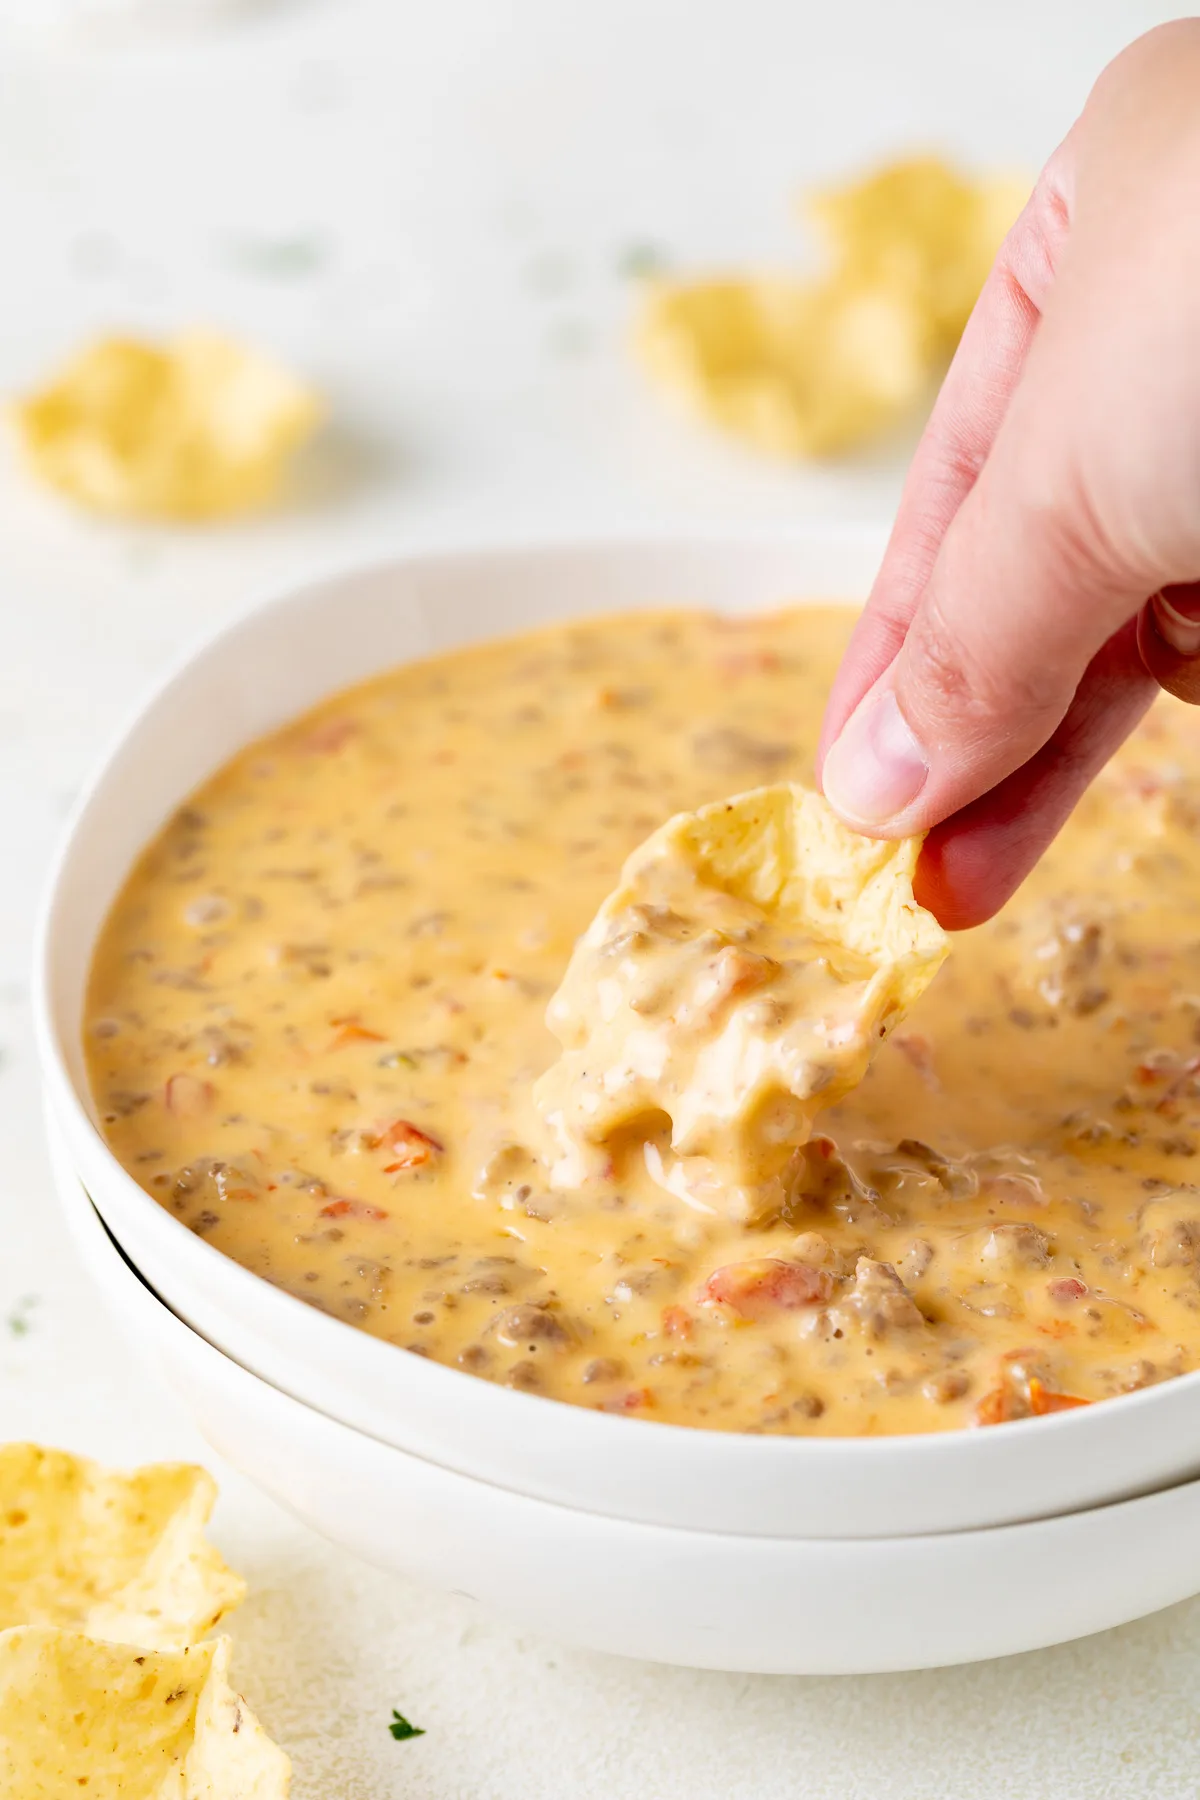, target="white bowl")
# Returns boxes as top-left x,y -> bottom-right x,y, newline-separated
48,1116 -> 1200,1676
33,535 -> 1200,1540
